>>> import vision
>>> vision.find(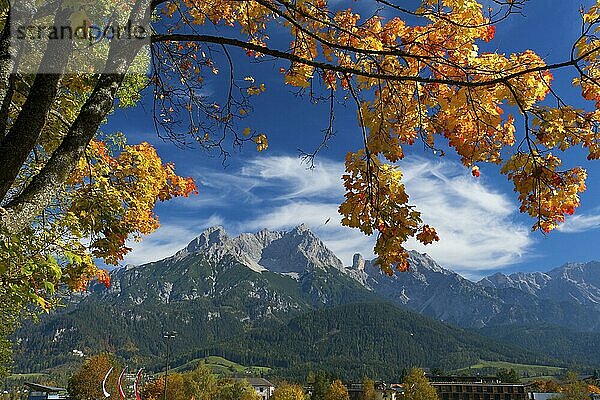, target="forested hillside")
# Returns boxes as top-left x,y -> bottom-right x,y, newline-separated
179,302 -> 558,381
479,324 -> 600,369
